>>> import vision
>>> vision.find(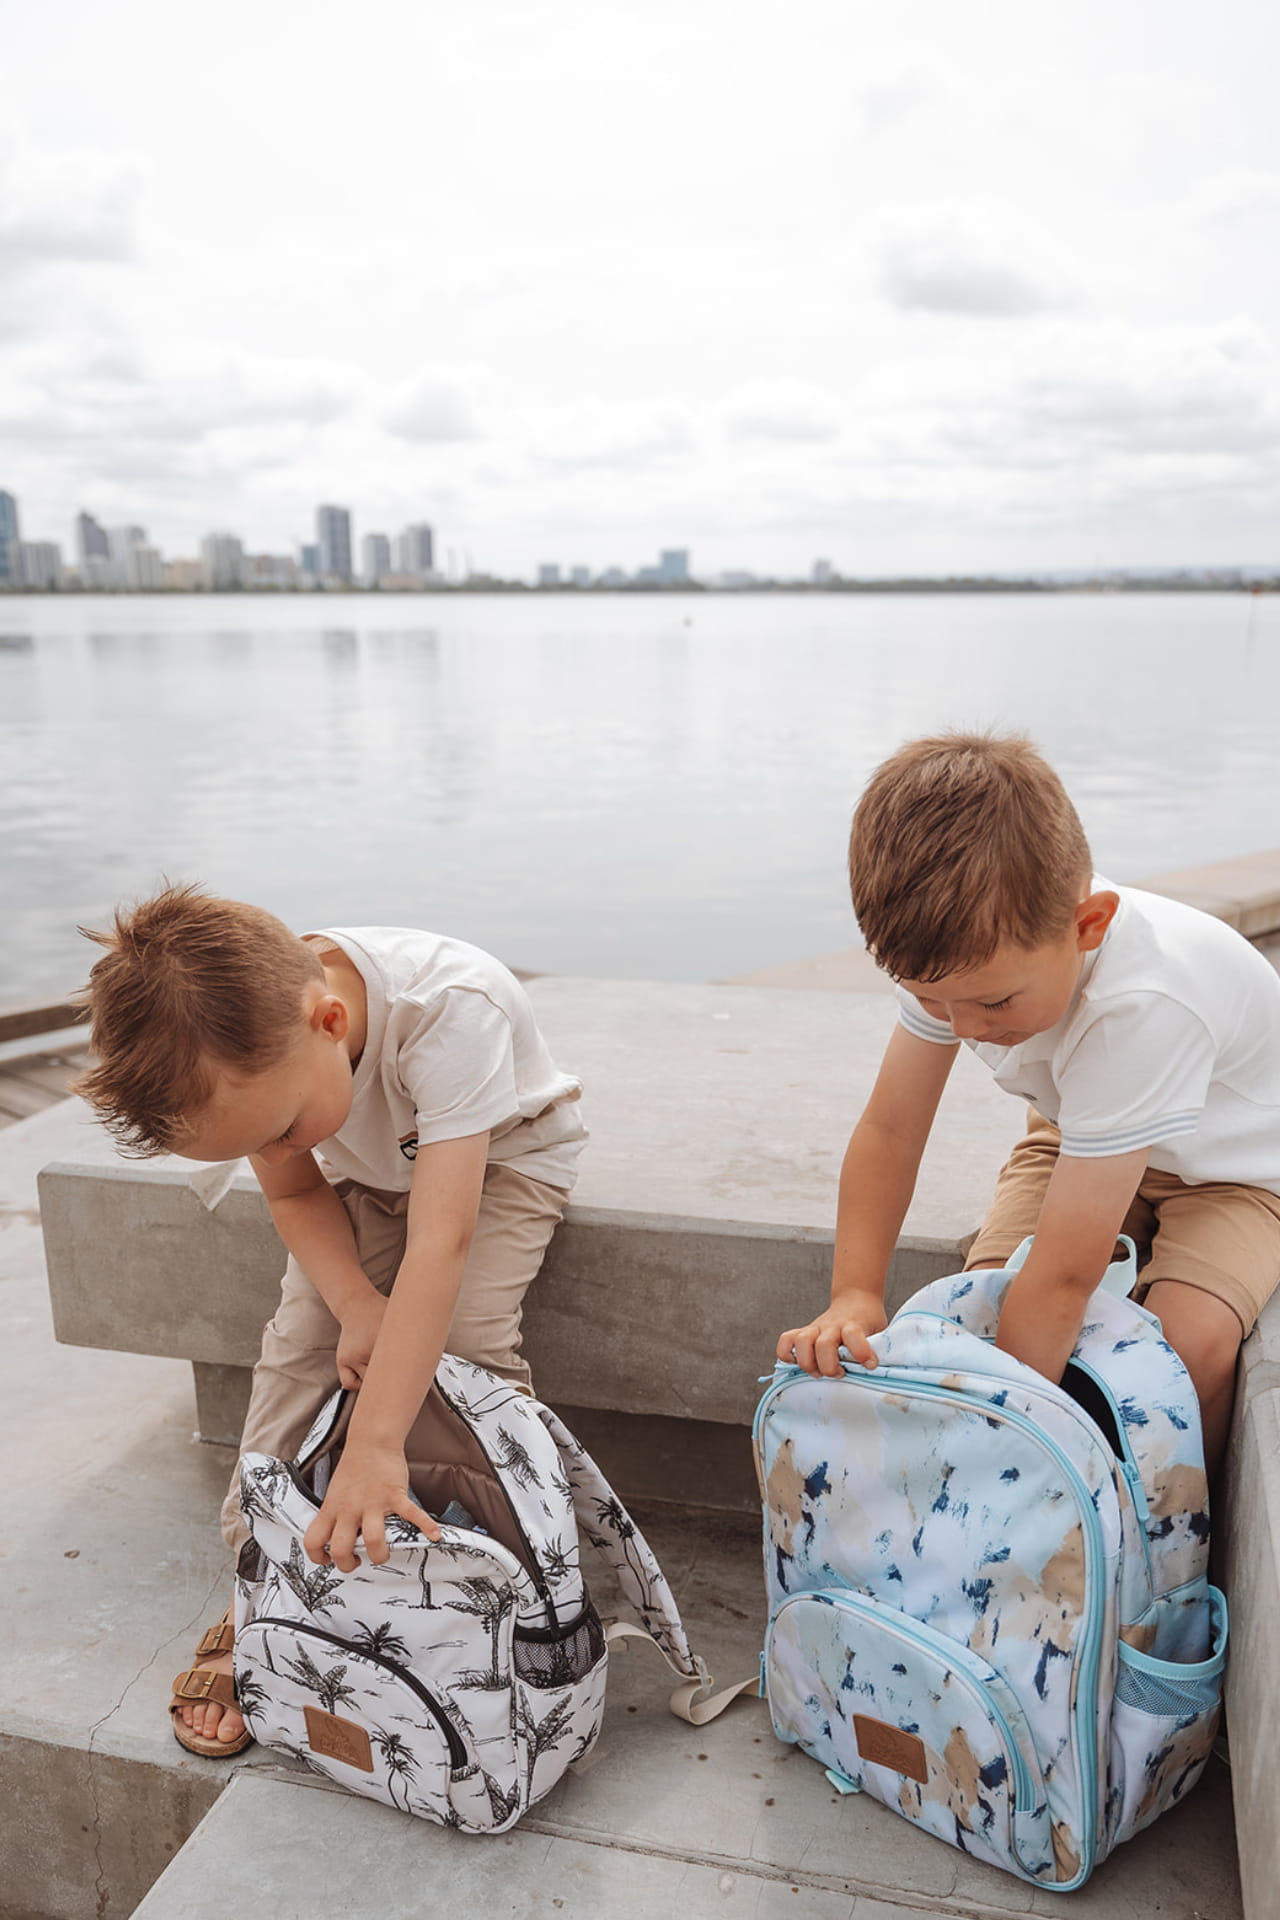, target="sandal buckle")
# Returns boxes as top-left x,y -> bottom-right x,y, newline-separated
177,1669 -> 218,1700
